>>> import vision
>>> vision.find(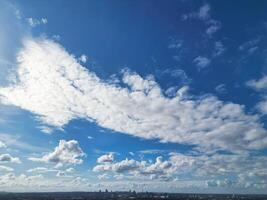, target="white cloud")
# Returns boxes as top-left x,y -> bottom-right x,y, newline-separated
139,156 -> 173,181
38,126 -> 53,134
92,155 -> 175,181
206,179 -> 234,188
206,20 -> 221,37
239,37 -> 261,52
66,167 -> 75,173
28,140 -> 85,167
27,167 -> 57,173
247,75 -> 267,114
159,68 -> 191,84
215,84 -> 227,94
0,154 -> 21,164
165,86 -> 179,97
247,75 -> 267,91
52,34 -> 61,41
257,101 -> 267,114
182,4 -> 210,21
1,38 -> 267,153
248,46 -> 258,54
0,133 -> 47,152
93,153 -> 267,185
193,56 -> 211,69
93,158 -> 145,174
198,4 -> 210,20
129,152 -> 134,156
97,173 -> 110,180
97,153 -> 114,163
0,173 -> 47,190
168,39 -> 182,49
56,170 -> 71,177
182,4 -> 220,36
78,54 -> 88,63
27,166 -> 75,178
213,41 -> 225,57
27,17 -> 48,27
138,149 -> 167,155
0,165 -> 14,172
0,141 -> 6,148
